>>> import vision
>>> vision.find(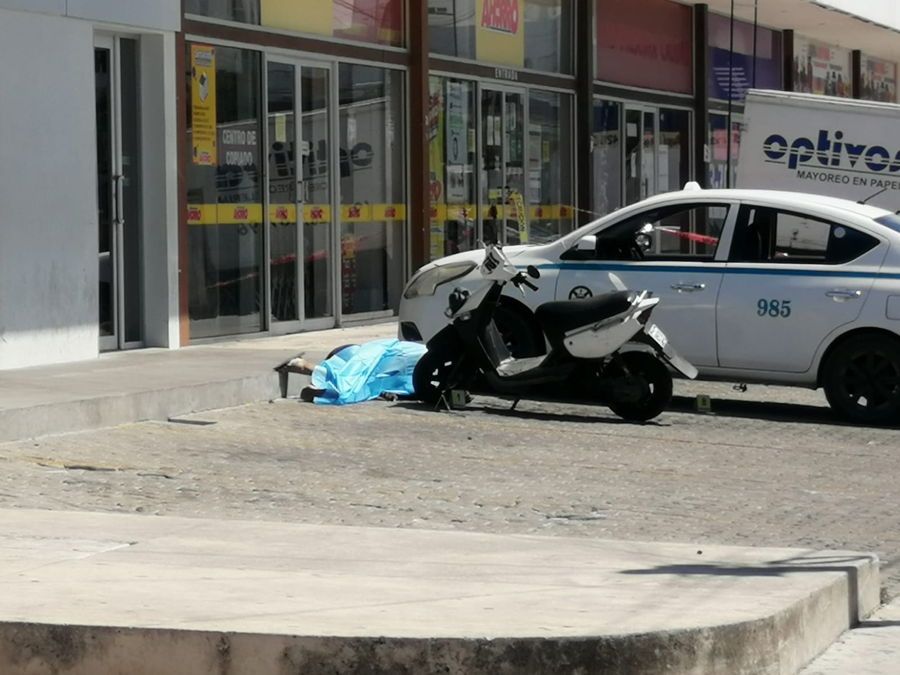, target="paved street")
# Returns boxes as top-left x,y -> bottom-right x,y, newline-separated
1,379 -> 898,600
